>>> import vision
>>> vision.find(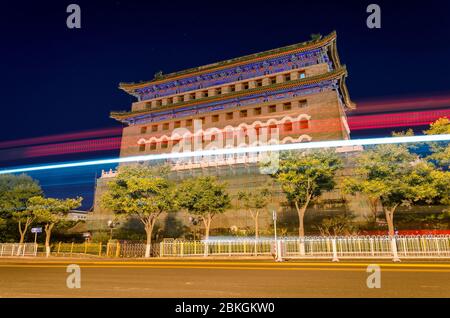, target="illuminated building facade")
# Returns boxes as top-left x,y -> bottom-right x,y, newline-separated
92,32 -> 357,234
111,31 -> 354,162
